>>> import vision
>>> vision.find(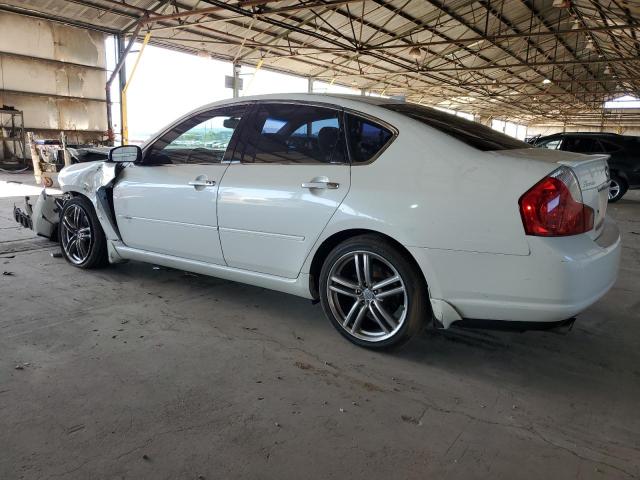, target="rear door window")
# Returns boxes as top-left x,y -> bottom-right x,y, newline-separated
345,114 -> 394,163
599,139 -> 622,153
562,137 -> 604,153
242,103 -> 347,164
